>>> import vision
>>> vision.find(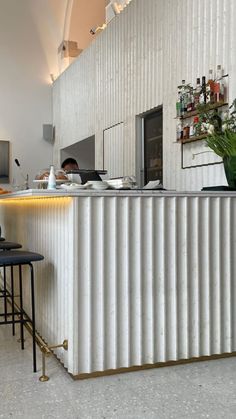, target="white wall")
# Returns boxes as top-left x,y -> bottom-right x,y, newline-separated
61,136 -> 95,169
53,0 -> 236,191
0,0 -> 64,188
0,0 -> 110,188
